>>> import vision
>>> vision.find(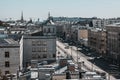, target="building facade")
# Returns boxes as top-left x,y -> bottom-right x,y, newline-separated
20,35 -> 56,68
78,28 -> 88,46
88,28 -> 106,56
106,23 -> 120,64
0,39 -> 19,75
92,19 -> 120,28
